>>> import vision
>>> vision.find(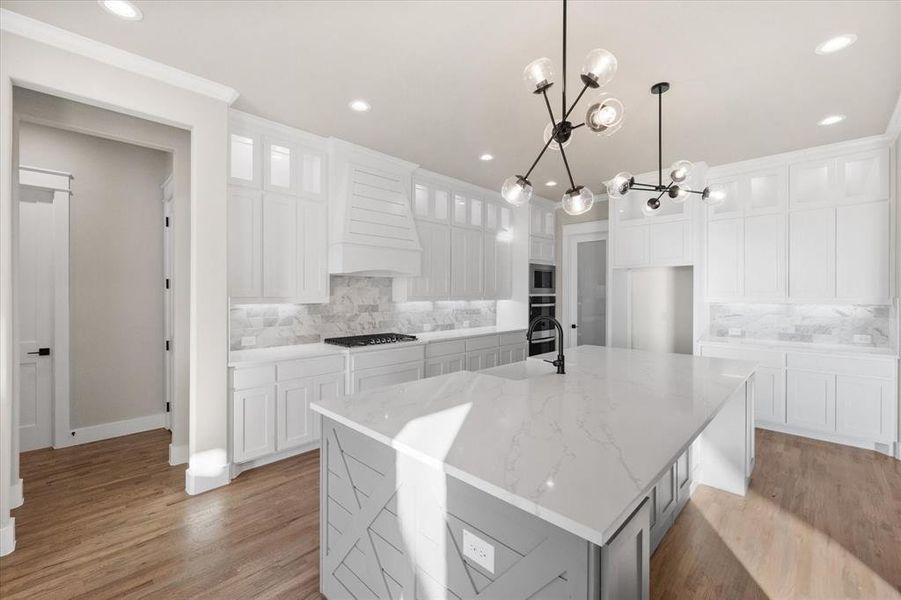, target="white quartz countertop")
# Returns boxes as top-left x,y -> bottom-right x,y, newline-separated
699,336 -> 899,358
311,345 -> 756,547
228,326 -> 529,367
